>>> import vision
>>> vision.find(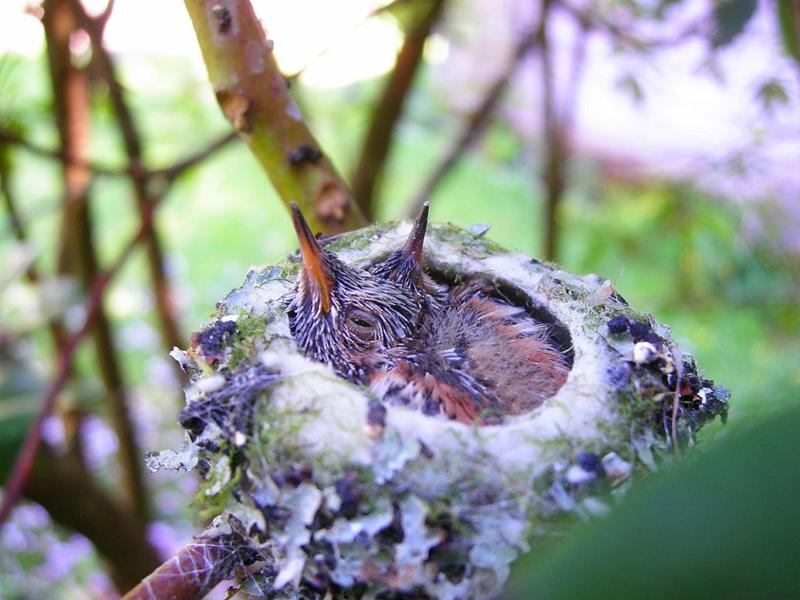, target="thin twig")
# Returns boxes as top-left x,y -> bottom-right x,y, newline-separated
0,195 -> 160,528
95,0 -> 115,33
538,0 -> 589,262
155,131 -> 238,182
0,127 -> 237,181
4,128 -> 85,470
0,154 -> 42,283
407,25 -> 540,217
0,130 -> 237,257
562,18 -> 589,134
0,129 -> 122,174
70,0 -> 186,355
43,0 -> 148,522
670,346 -> 684,455
285,0 -> 413,82
555,0 -> 707,51
540,0 -> 565,262
351,0 -> 447,220
0,149 -> 70,352
787,0 -> 800,90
